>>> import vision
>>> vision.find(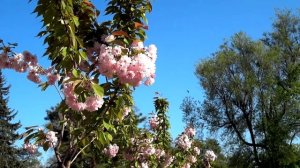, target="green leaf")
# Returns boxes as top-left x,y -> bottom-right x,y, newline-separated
79,50 -> 87,60
39,82 -> 49,91
24,126 -> 39,130
60,47 -> 67,57
106,133 -> 113,142
98,132 -> 107,144
72,69 -> 80,78
91,83 -> 104,97
23,132 -> 37,142
43,142 -> 50,151
72,16 -> 79,27
102,121 -> 115,132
